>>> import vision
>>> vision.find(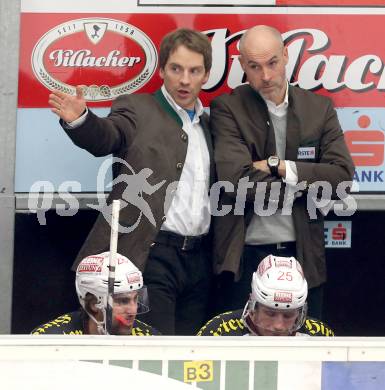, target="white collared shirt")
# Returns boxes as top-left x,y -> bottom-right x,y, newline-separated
263,83 -> 289,118
160,85 -> 211,236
